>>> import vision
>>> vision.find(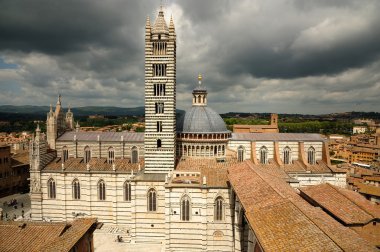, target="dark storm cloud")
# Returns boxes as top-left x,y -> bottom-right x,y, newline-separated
0,0 -> 379,113
0,0 -> 151,54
